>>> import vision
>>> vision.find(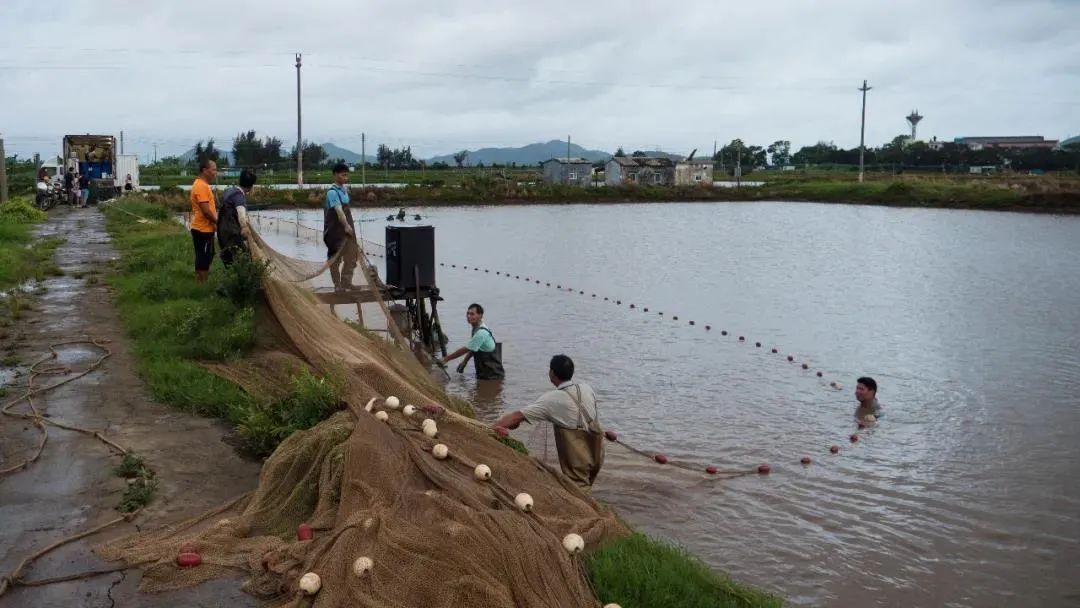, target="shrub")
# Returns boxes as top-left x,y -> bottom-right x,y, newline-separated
0,199 -> 47,223
214,251 -> 269,306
